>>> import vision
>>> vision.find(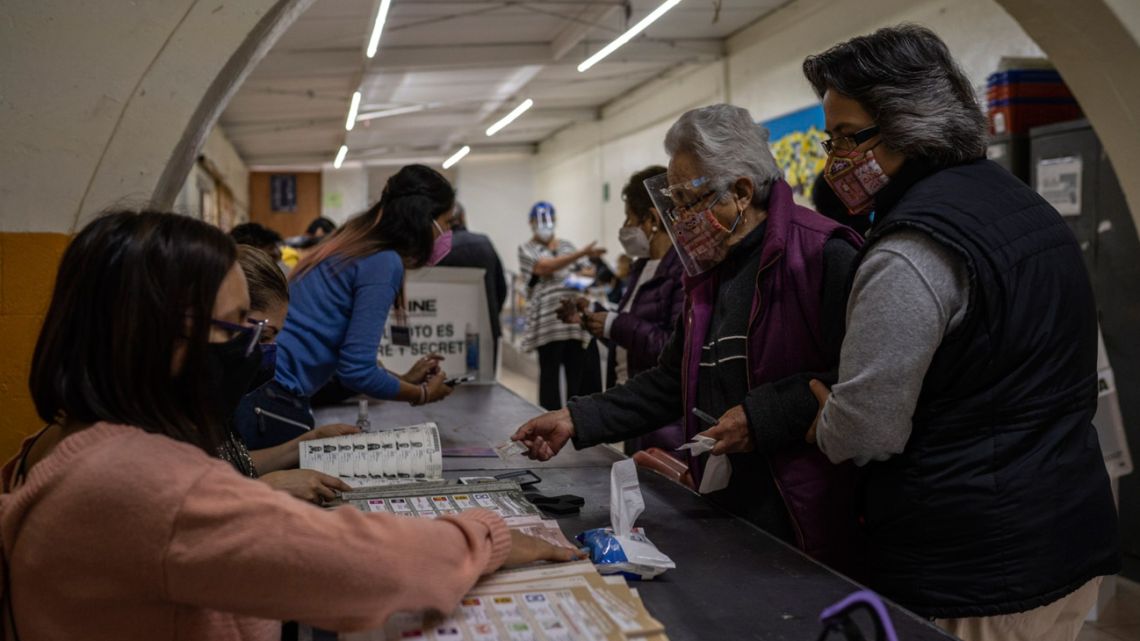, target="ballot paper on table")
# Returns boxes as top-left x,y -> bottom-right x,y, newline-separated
675,435 -> 732,494
299,422 -> 442,488
338,562 -> 667,641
